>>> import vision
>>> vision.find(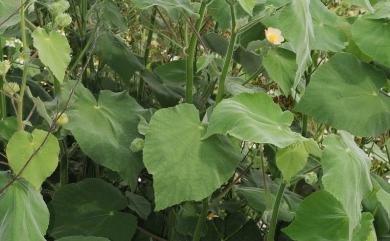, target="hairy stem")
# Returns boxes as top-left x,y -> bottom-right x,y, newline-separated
17,0 -> 29,131
215,1 -> 237,104
185,0 -> 208,103
267,181 -> 287,241
192,199 -> 208,241
138,7 -> 157,100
